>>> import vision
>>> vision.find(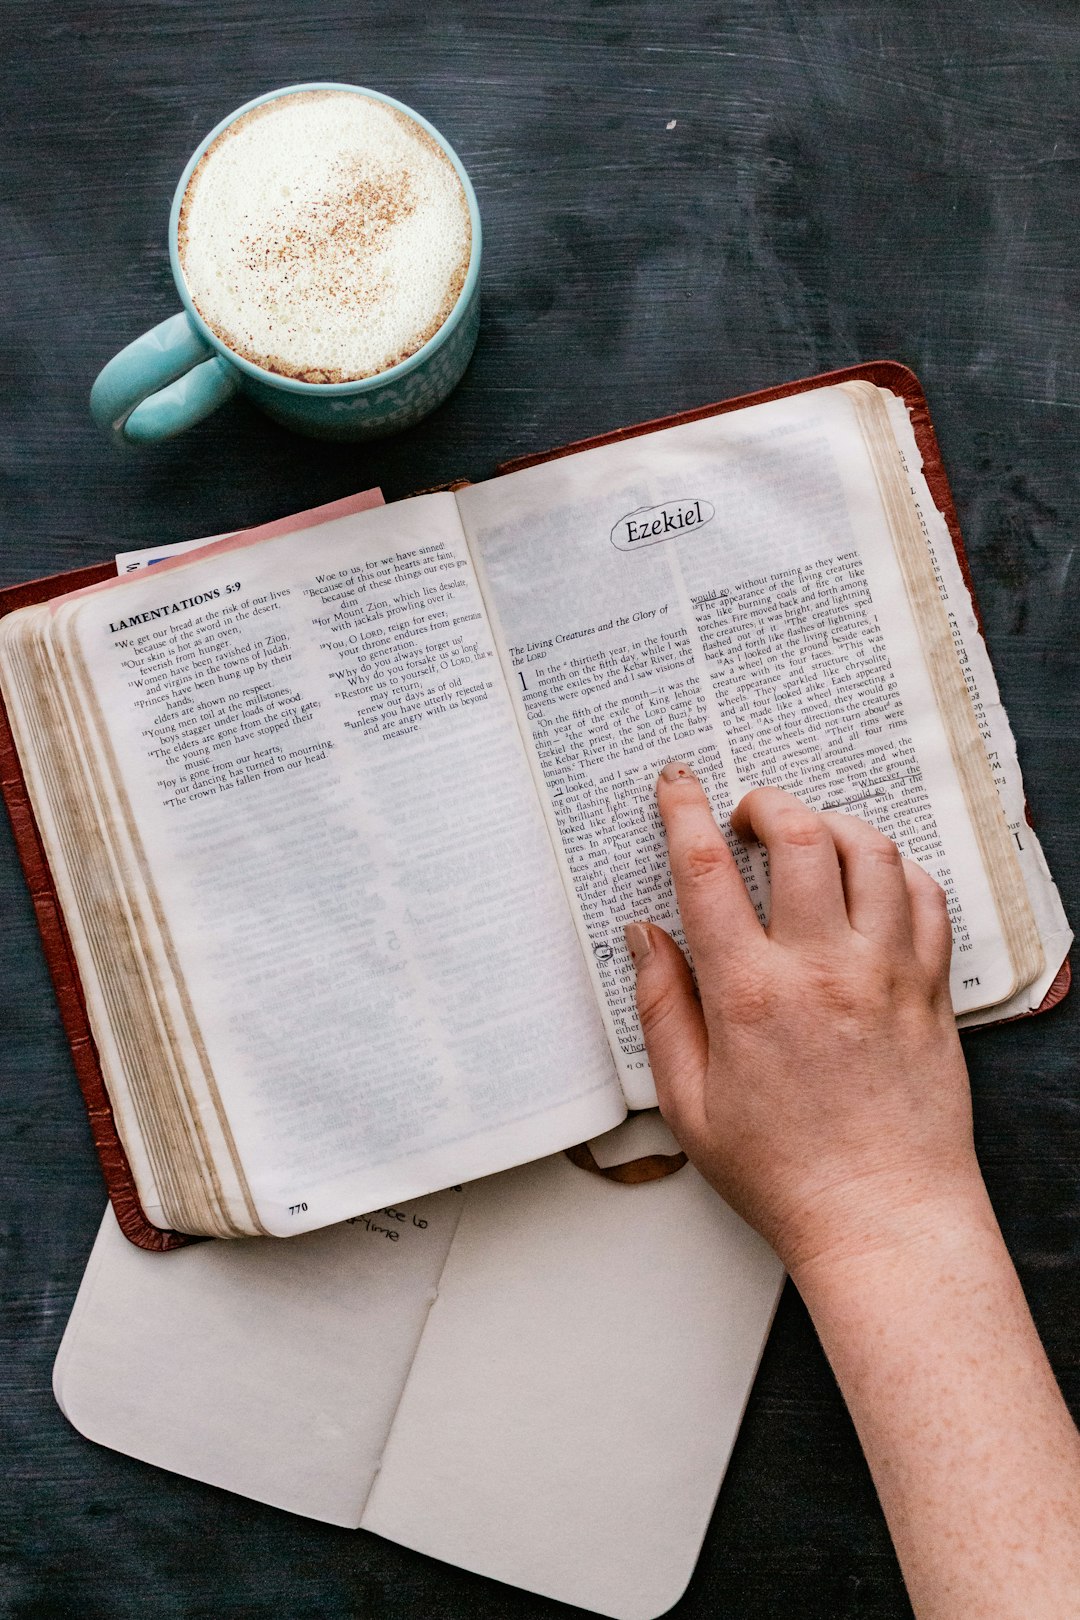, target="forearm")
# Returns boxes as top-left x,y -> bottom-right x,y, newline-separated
634,775 -> 1080,1613
793,1185 -> 1080,1620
